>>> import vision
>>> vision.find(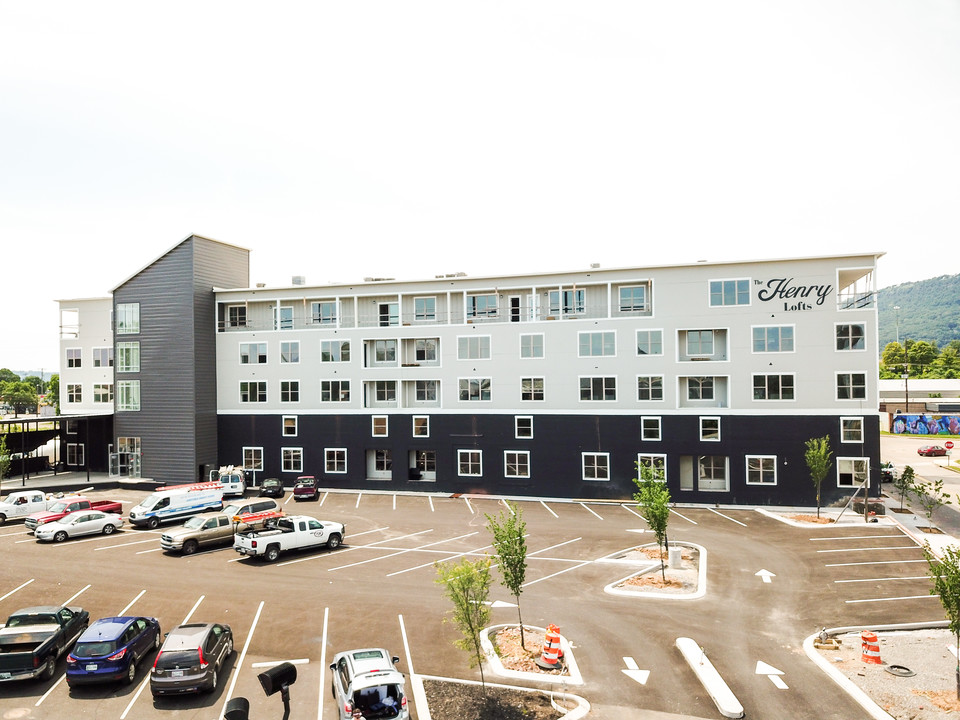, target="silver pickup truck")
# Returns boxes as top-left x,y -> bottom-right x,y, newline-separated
233,515 -> 344,562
